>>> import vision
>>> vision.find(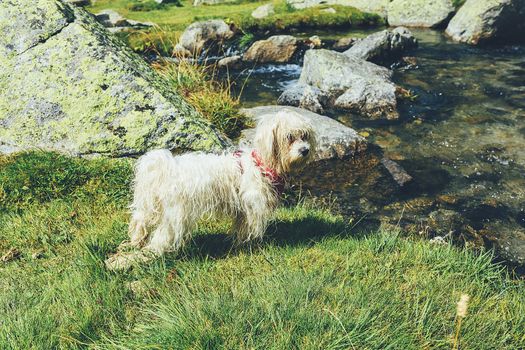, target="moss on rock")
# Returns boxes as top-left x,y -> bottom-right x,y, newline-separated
0,0 -> 230,157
